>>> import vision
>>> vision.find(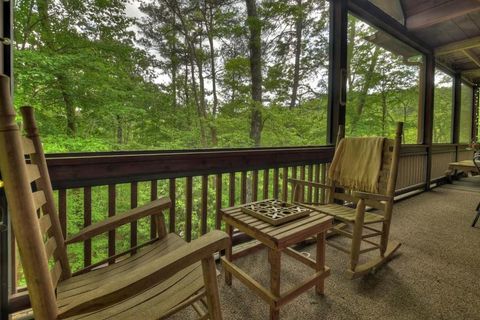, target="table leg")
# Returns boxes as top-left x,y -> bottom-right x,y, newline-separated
225,223 -> 233,286
268,248 -> 281,320
316,231 -> 326,295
